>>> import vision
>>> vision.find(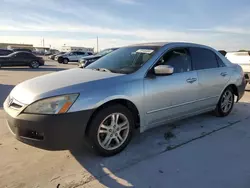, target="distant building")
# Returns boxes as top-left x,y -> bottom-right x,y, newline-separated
61,46 -> 94,53
0,43 -> 33,50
